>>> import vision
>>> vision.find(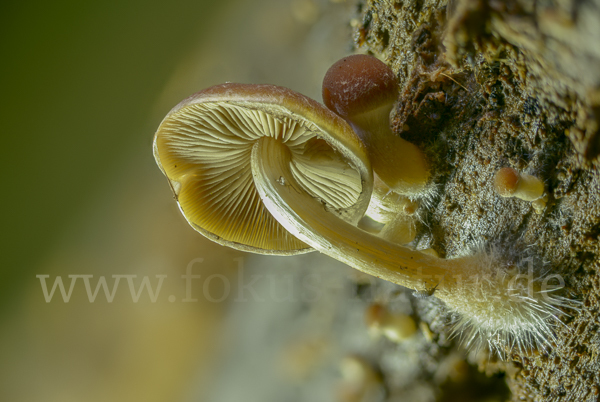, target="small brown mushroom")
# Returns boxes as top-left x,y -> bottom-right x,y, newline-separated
323,54 -> 430,196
